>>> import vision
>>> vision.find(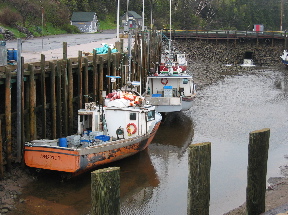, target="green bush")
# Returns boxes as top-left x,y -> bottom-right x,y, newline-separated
62,24 -> 81,34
